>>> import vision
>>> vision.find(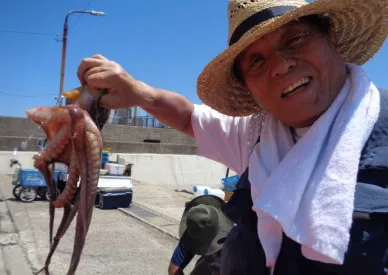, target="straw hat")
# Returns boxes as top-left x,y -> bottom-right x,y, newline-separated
197,0 -> 388,116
